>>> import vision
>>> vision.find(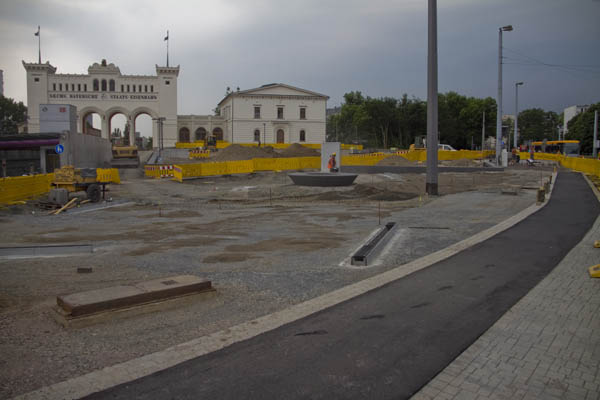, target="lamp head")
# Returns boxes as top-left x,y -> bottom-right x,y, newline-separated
516,82 -> 524,86
501,25 -> 513,31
